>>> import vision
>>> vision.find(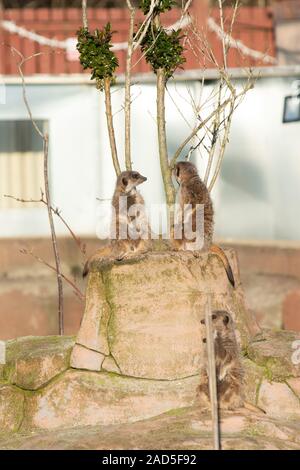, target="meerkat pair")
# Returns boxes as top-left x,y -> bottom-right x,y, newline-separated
84,163 -> 235,289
